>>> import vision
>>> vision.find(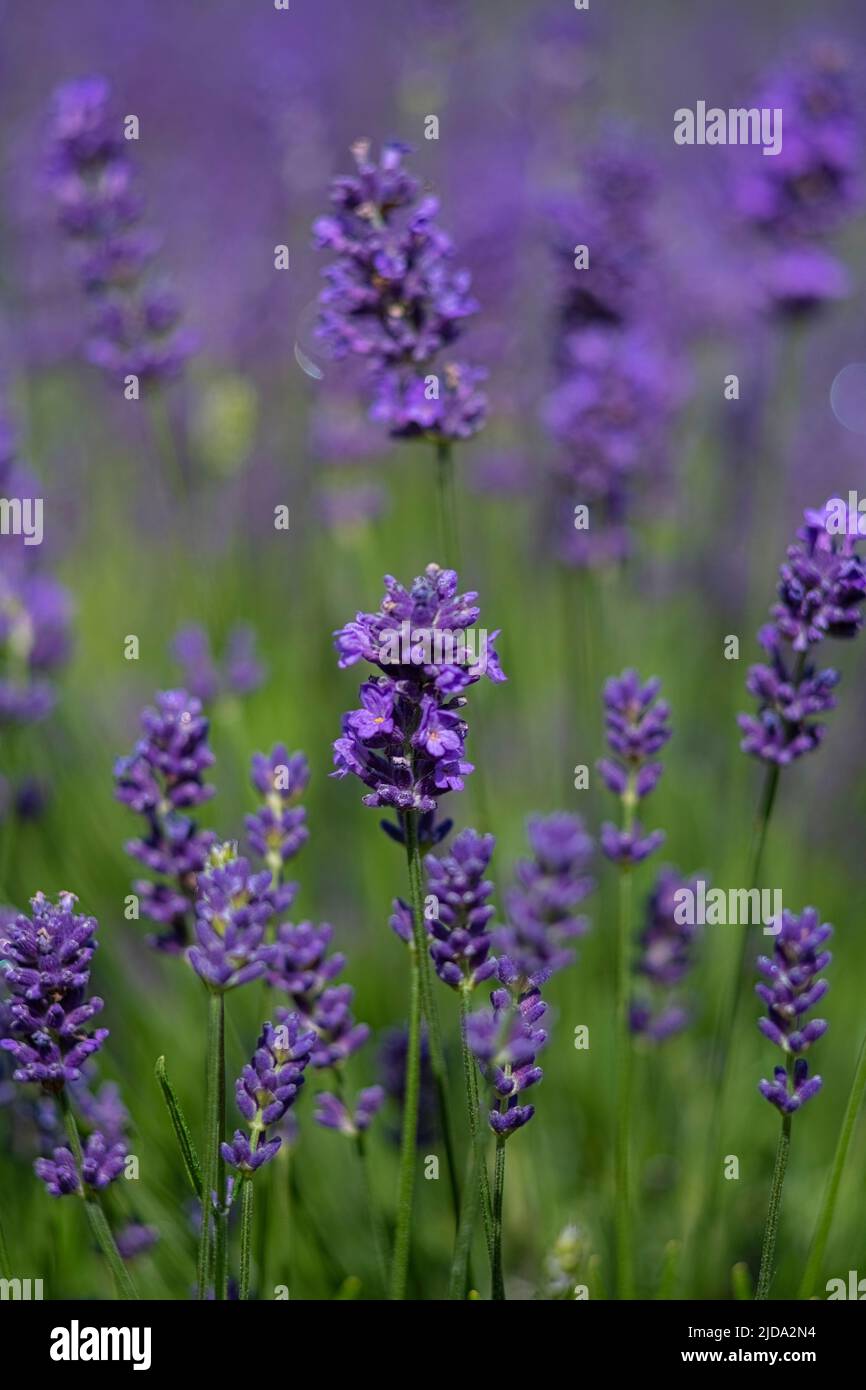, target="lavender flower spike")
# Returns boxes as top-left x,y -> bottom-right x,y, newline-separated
314,140 -> 486,441
245,746 -> 310,880
739,502 -> 866,765
0,892 -> 108,1091
756,907 -> 831,1114
498,814 -> 594,979
332,563 -> 504,817
114,688 -> 216,951
598,669 -> 671,865
188,844 -> 282,992
630,867 -> 700,1042
466,957 -> 547,1138
47,76 -> 196,385
222,1015 -> 315,1175
397,828 -> 498,992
